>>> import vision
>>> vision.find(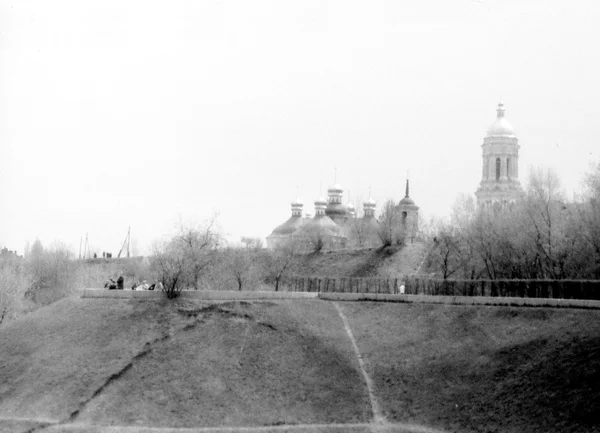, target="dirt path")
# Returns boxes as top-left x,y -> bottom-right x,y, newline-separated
332,302 -> 386,425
